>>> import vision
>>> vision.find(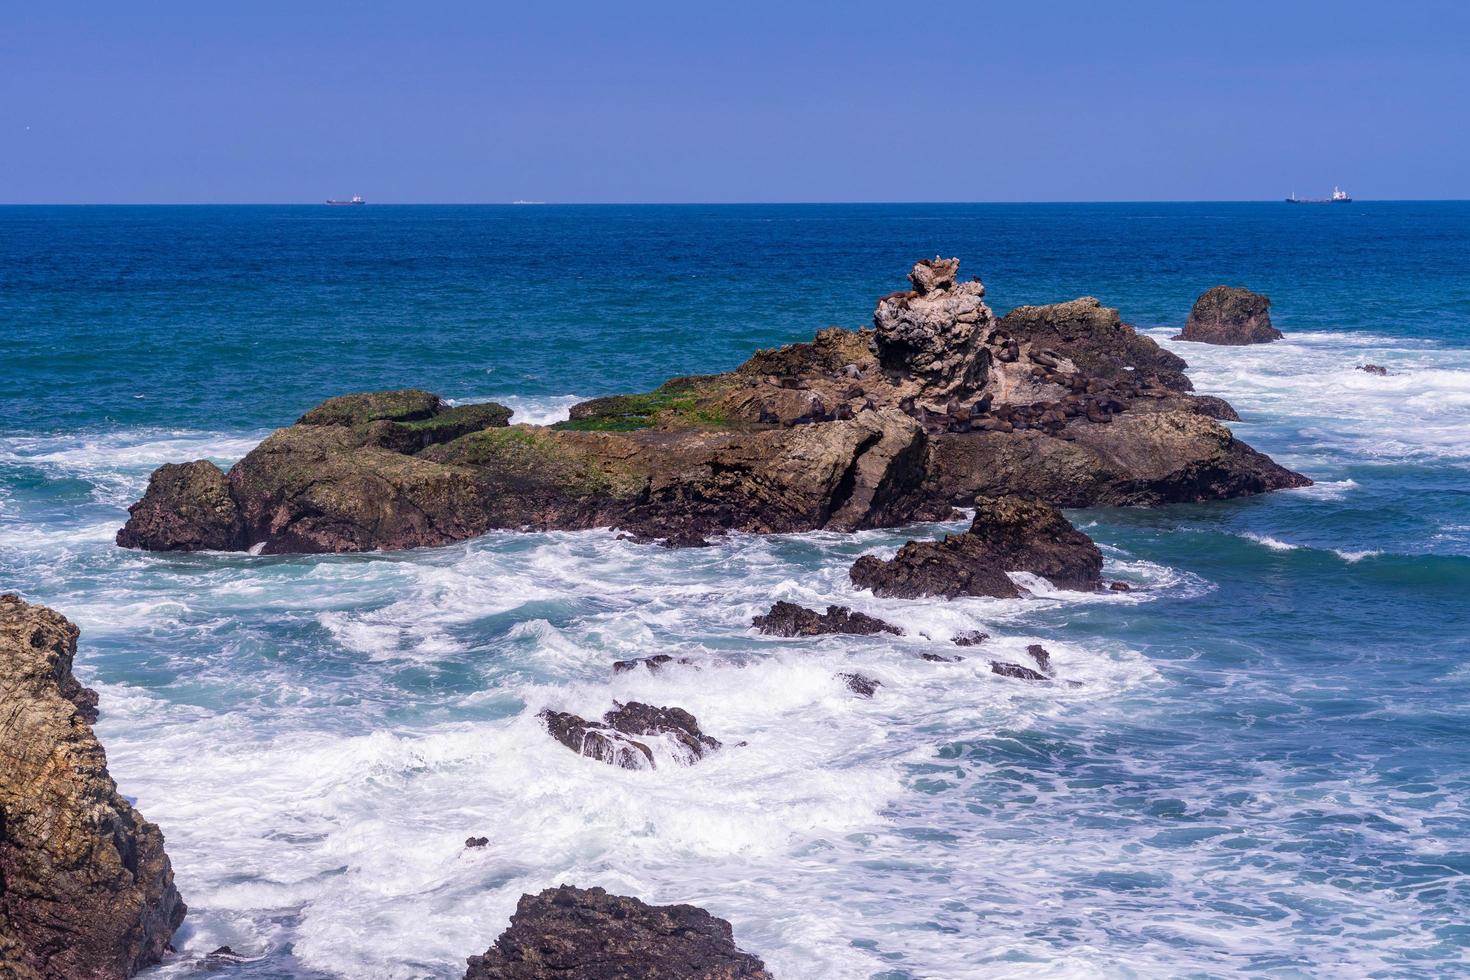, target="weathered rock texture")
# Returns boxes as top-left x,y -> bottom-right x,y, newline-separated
539,702 -> 721,770
119,260 -> 1308,554
1175,286 -> 1282,345
751,601 -> 901,637
464,885 -> 771,979
849,495 -> 1103,599
0,595 -> 186,979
